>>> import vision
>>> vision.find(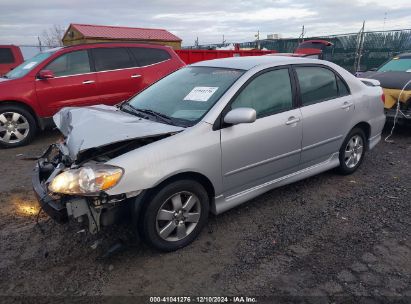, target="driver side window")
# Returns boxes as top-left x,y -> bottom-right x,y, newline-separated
45,50 -> 91,77
231,69 -> 293,118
